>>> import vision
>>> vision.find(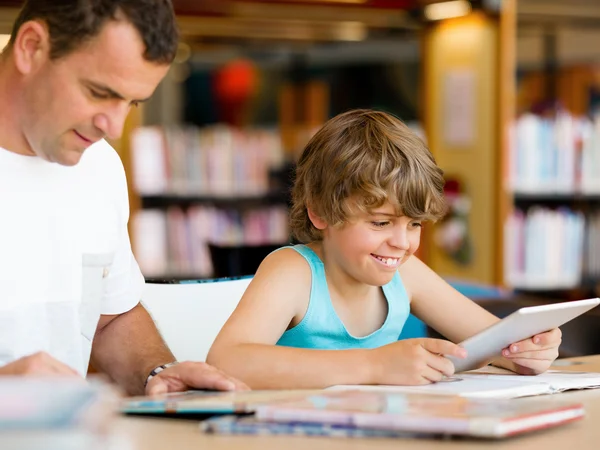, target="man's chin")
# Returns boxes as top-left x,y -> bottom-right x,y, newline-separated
51,149 -> 86,166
